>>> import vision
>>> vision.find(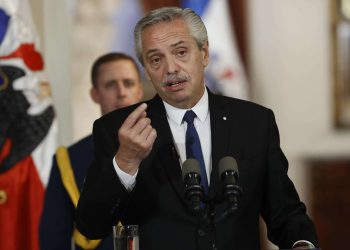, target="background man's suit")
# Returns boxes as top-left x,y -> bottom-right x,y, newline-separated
77,91 -> 318,250
40,135 -> 113,250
